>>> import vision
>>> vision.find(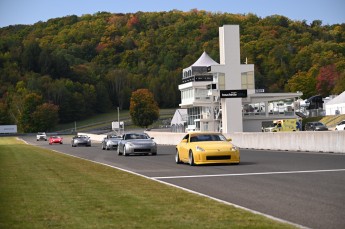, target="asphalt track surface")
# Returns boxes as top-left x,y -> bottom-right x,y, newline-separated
23,136 -> 345,229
